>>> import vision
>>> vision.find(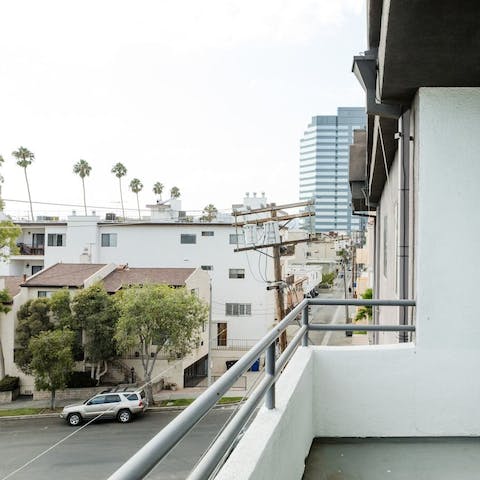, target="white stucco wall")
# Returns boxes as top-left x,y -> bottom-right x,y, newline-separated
216,347 -> 314,480
217,87 -> 480,480
86,223 -> 275,344
376,149 -> 400,343
3,219 -> 276,350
